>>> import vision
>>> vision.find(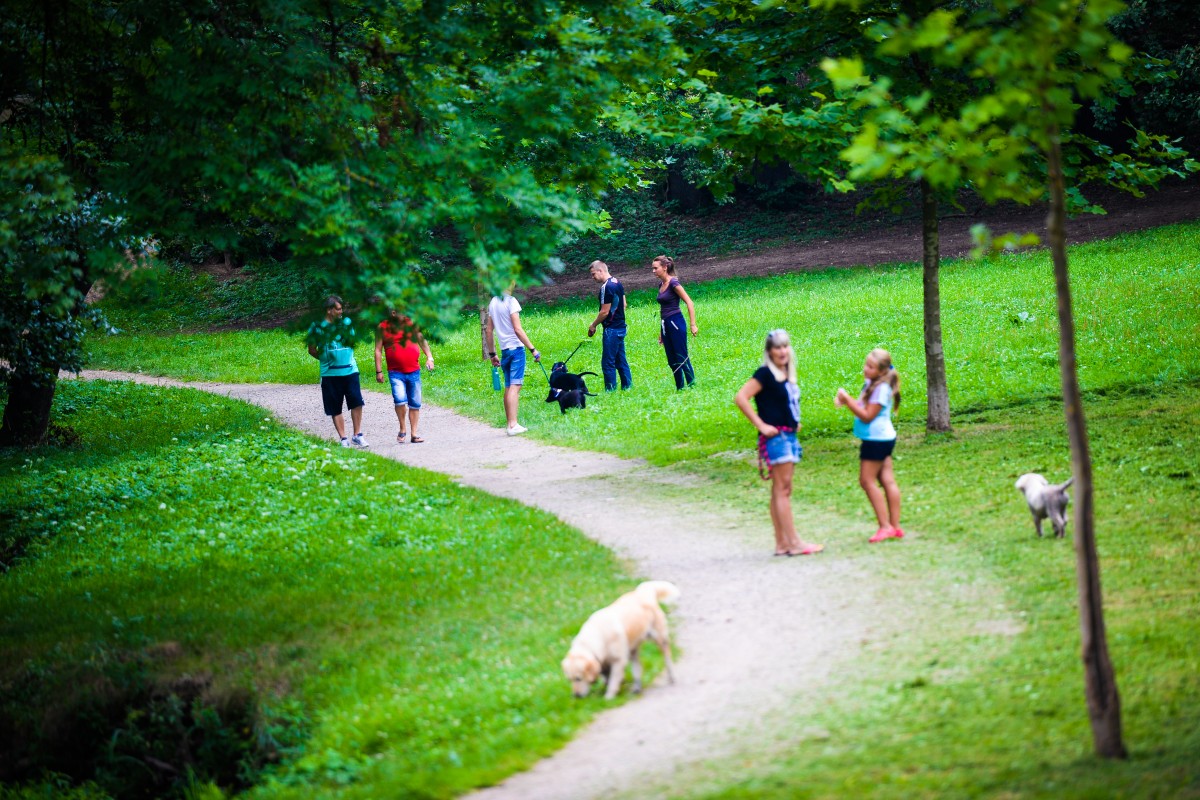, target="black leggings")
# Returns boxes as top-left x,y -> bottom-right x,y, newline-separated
661,315 -> 695,389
